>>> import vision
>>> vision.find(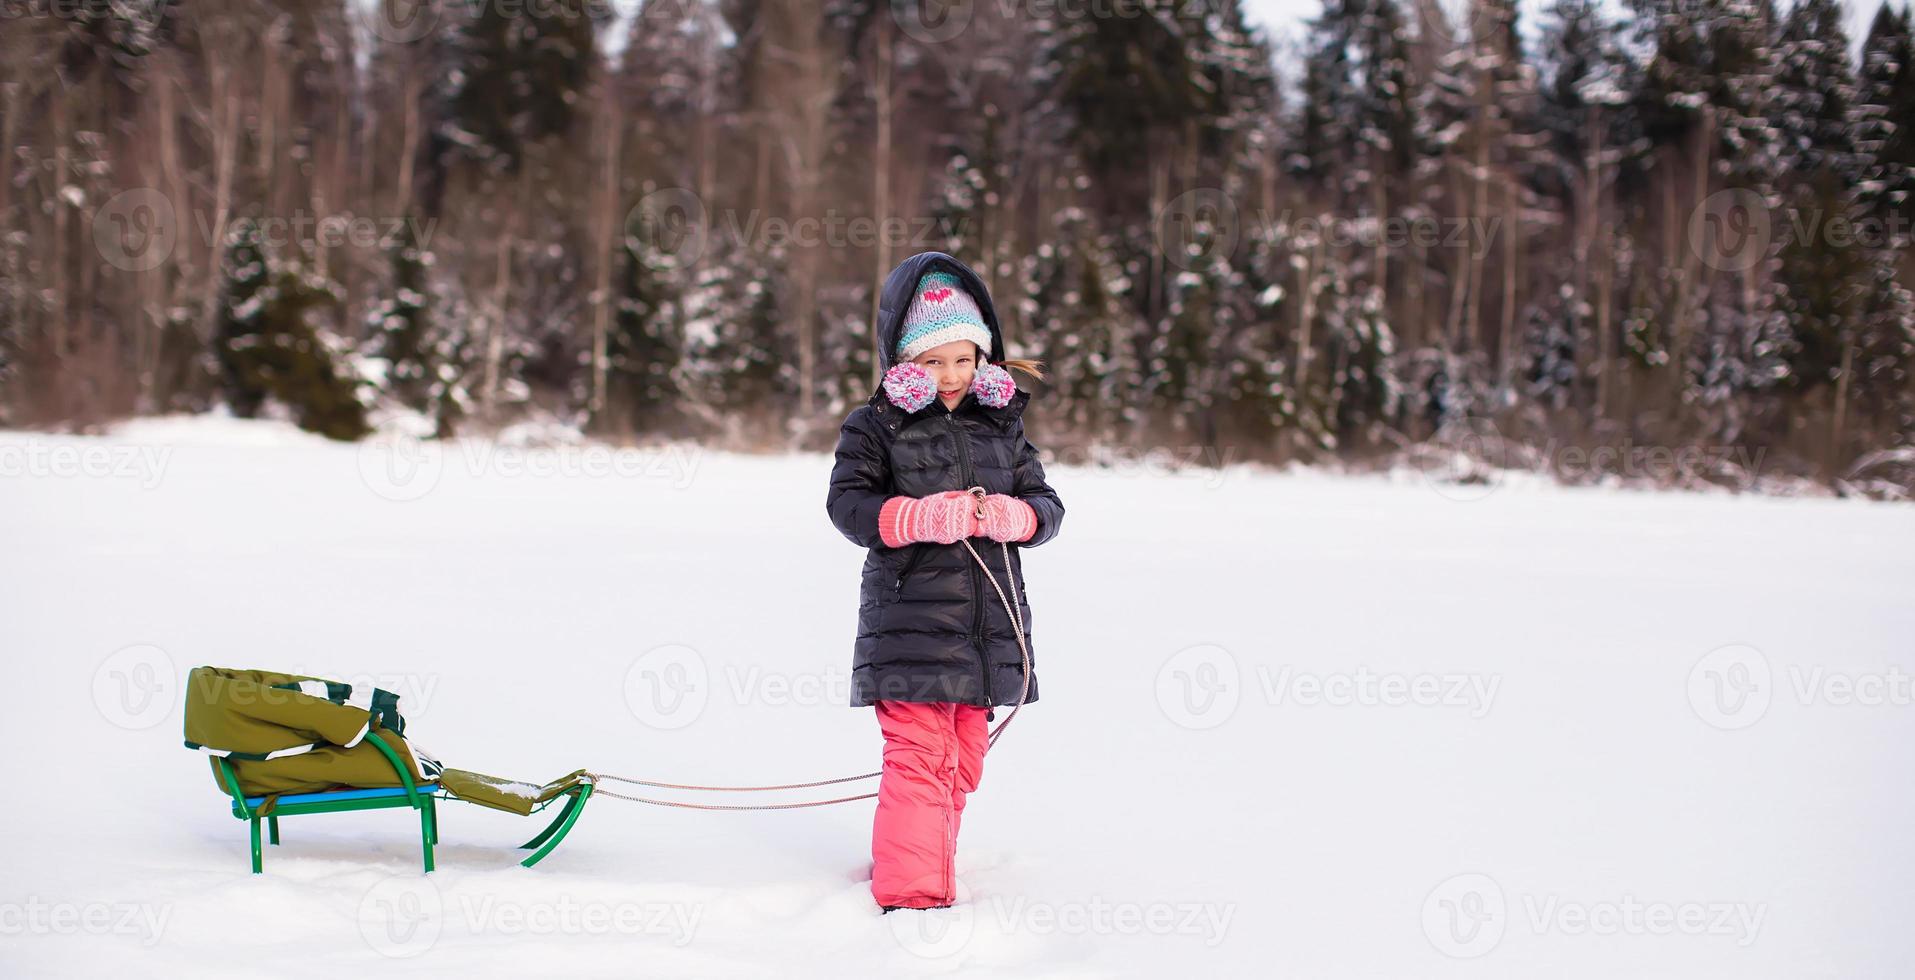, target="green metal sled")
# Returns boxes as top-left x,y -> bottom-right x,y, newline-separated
211,732 -> 594,874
